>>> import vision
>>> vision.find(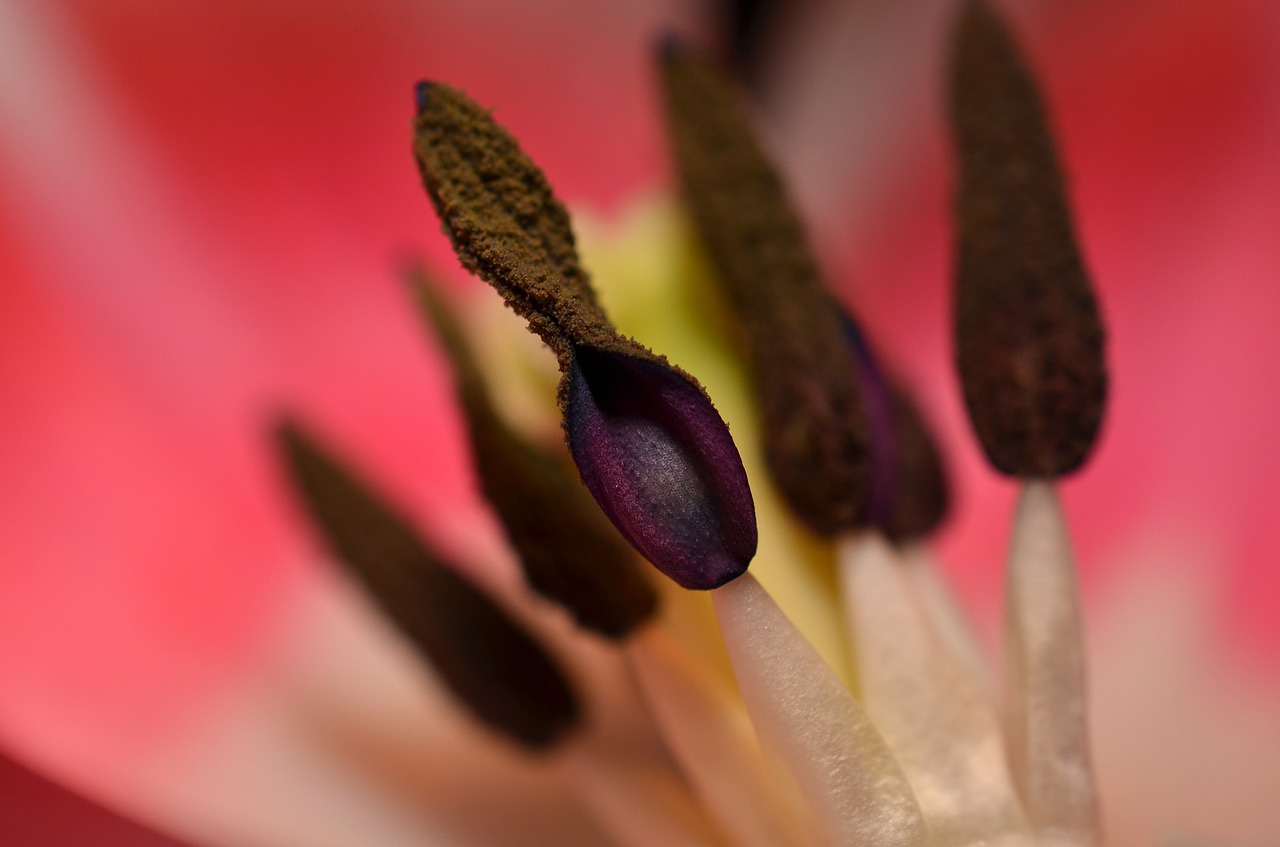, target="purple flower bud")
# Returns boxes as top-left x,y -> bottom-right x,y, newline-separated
565,345 -> 757,590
